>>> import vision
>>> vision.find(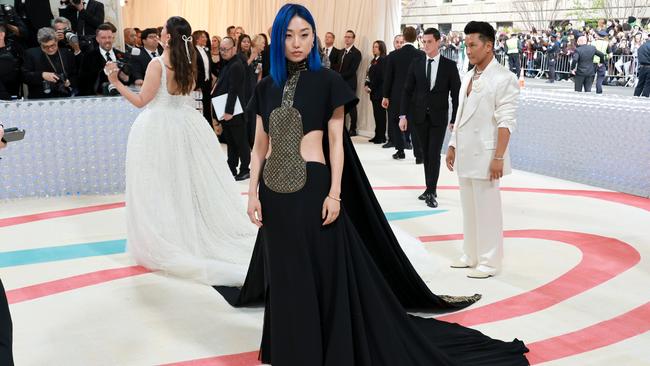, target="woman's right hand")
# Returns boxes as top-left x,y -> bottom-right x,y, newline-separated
247,194 -> 263,227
